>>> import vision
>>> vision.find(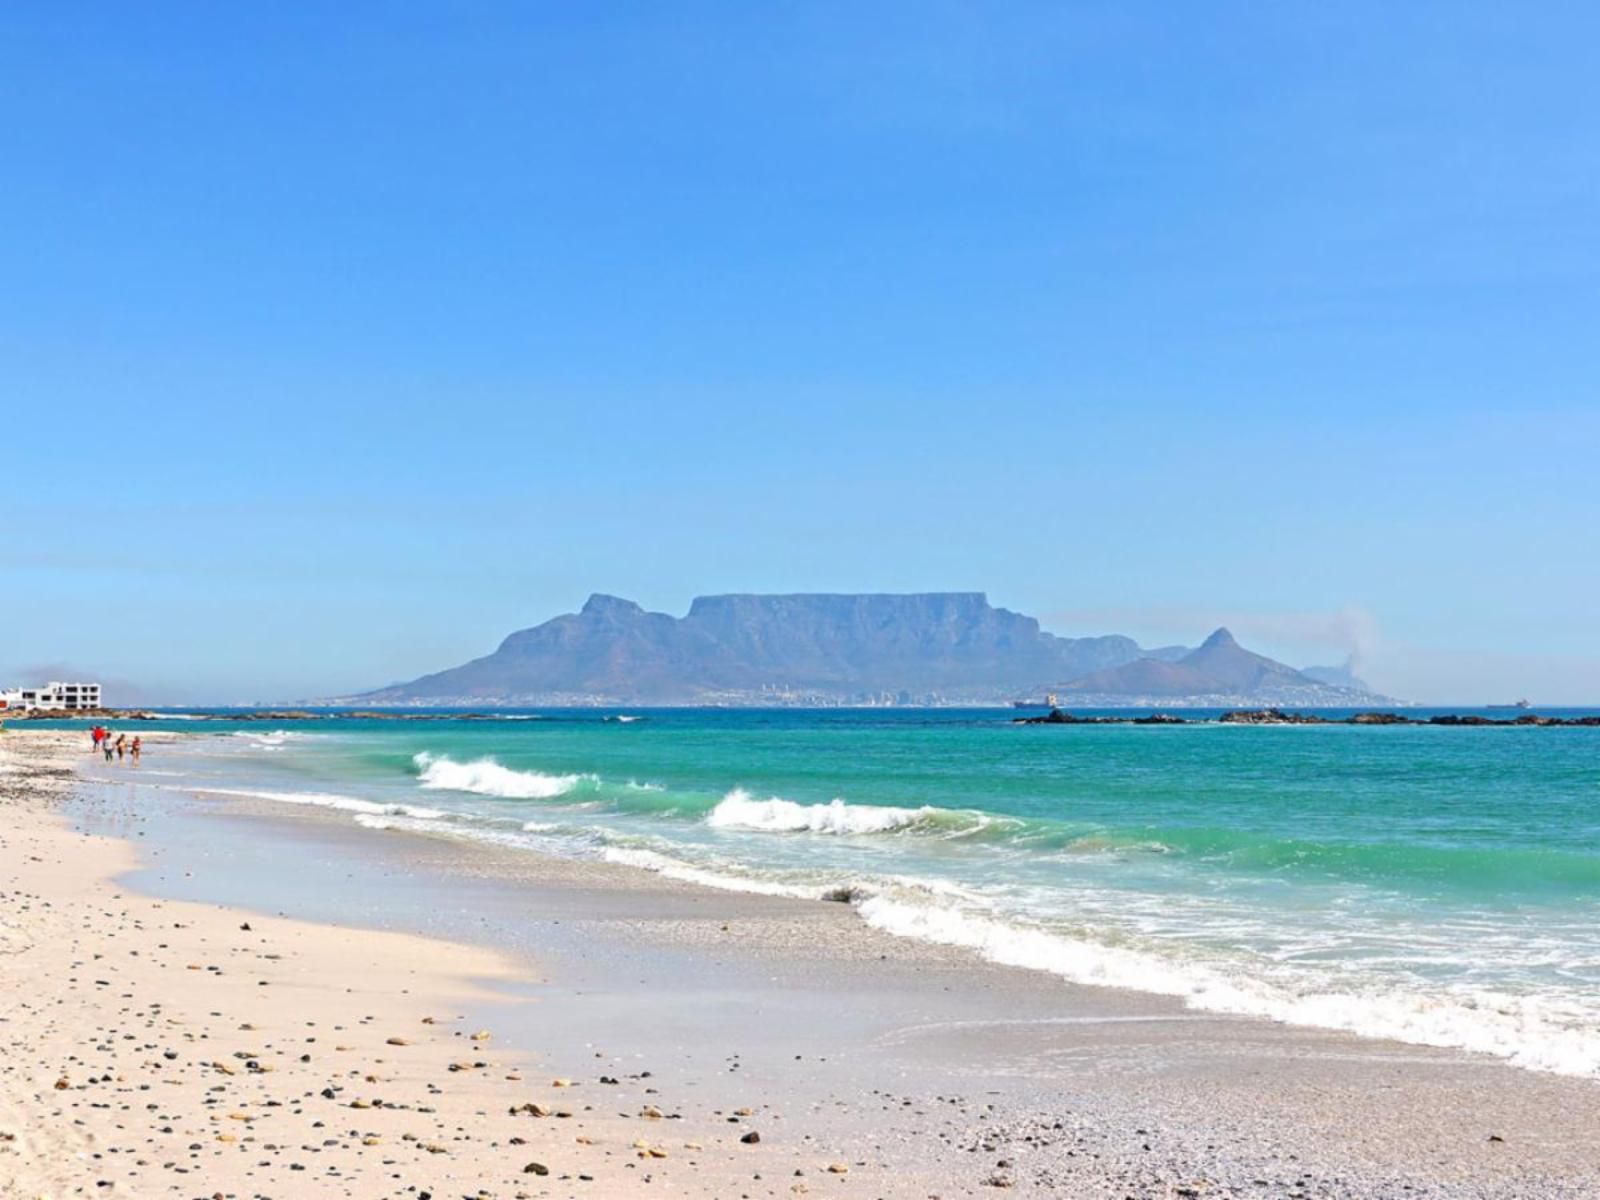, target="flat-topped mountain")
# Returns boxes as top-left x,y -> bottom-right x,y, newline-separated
359,594 -> 1389,706
365,592 -> 1144,704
